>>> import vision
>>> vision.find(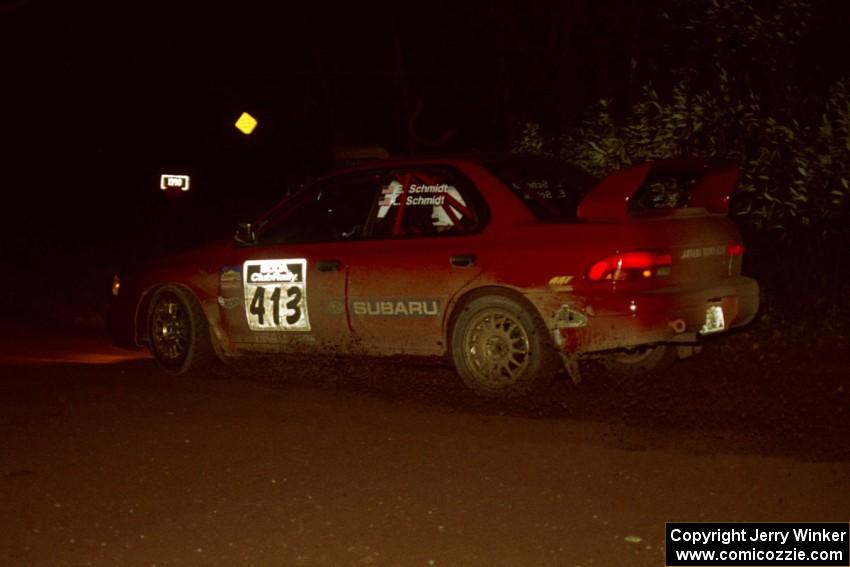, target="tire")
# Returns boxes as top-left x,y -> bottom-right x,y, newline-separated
450,295 -> 561,398
599,344 -> 676,378
147,285 -> 216,375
